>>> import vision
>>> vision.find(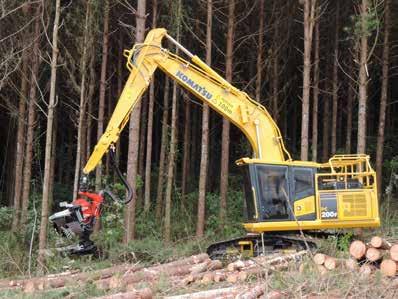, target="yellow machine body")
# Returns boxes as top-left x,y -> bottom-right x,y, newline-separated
84,28 -> 380,236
